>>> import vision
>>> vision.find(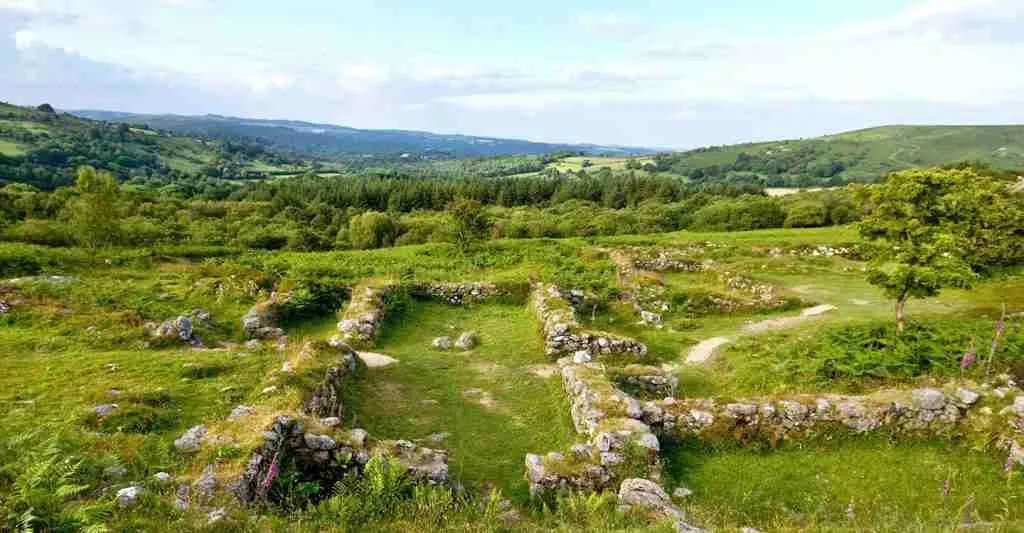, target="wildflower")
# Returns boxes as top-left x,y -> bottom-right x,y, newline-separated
961,340 -> 977,369
260,452 -> 280,495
